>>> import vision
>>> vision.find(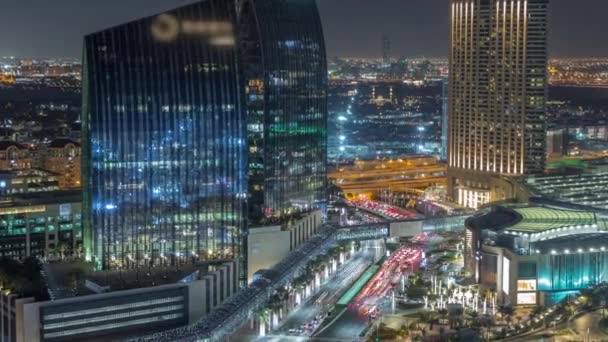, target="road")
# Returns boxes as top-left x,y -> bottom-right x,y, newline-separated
251,246 -> 380,342
275,254 -> 373,336
315,244 -> 424,340
314,305 -> 370,340
516,310 -> 608,342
